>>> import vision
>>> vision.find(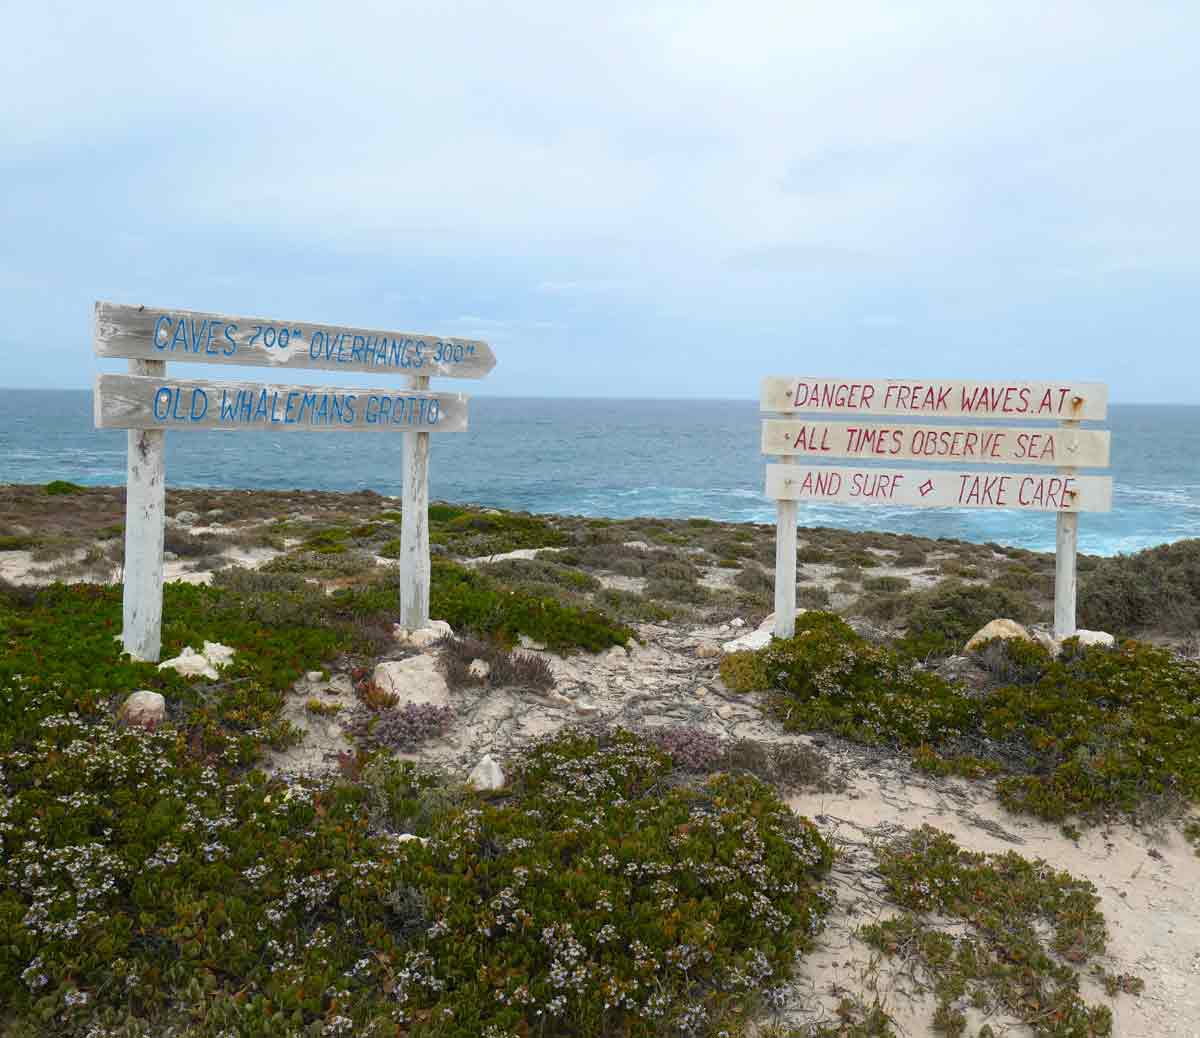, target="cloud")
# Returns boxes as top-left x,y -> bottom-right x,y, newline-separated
1,1 -> 1198,398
